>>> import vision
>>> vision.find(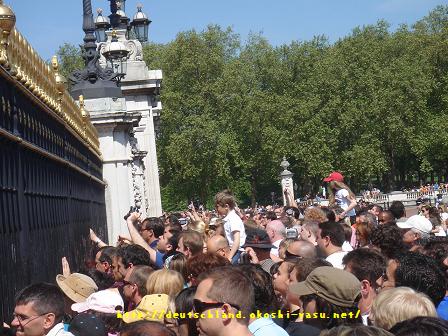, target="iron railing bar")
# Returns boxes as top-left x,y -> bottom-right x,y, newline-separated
0,128 -> 105,186
0,66 -> 101,161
